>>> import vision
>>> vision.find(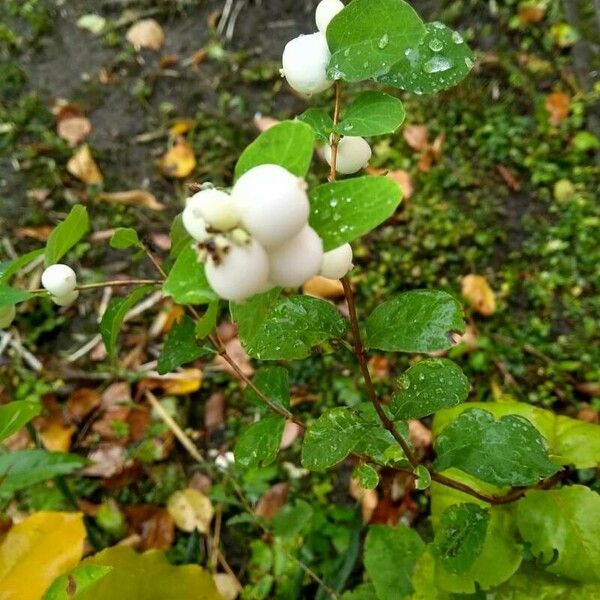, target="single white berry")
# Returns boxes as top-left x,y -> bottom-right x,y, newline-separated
0,305 -> 16,329
320,243 -> 353,279
205,239 -> 270,302
232,164 -> 310,249
52,290 -> 80,307
185,189 -> 240,232
268,226 -> 324,288
281,32 -> 334,96
324,136 -> 372,175
316,0 -> 344,32
41,264 -> 77,297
